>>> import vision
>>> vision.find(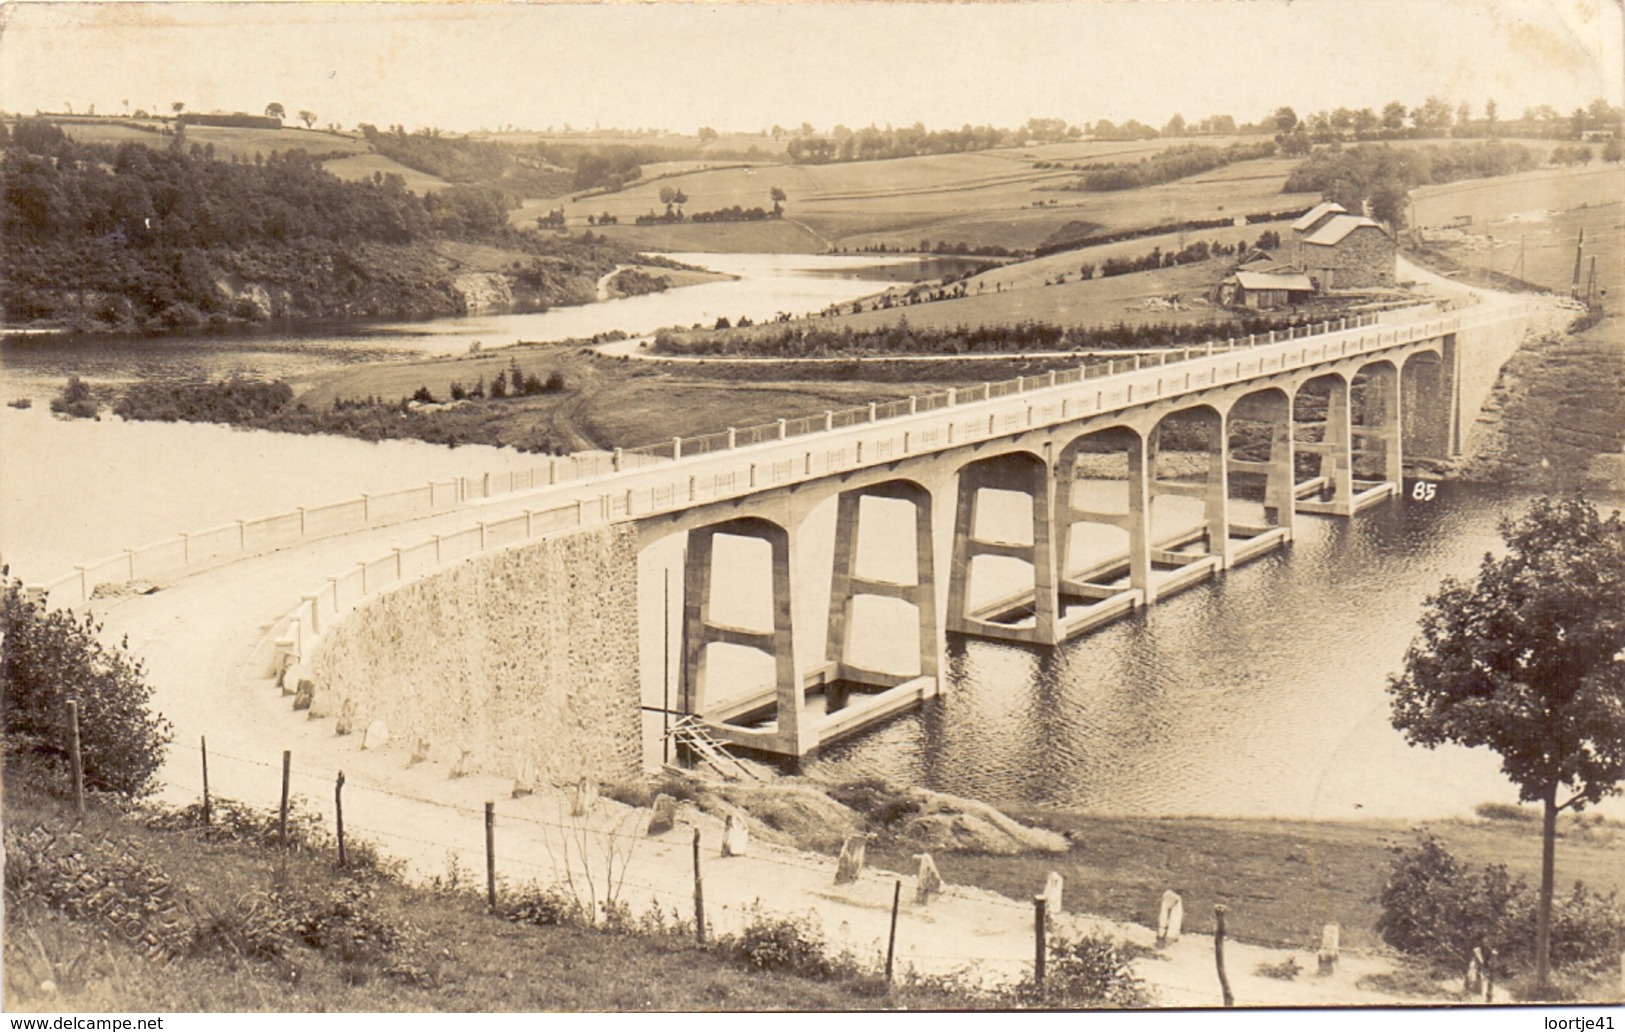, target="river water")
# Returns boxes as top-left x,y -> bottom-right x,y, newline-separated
809,482 -> 1622,820
3,253 -> 1607,822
